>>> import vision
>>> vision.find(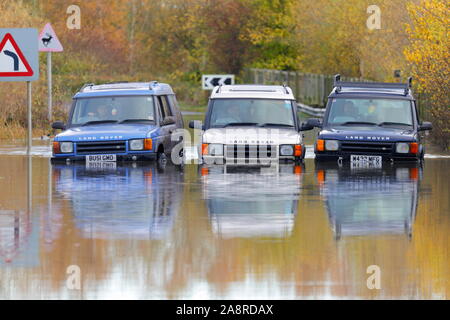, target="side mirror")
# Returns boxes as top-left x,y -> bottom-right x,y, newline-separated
161,116 -> 176,126
52,121 -> 66,130
300,118 -> 322,131
419,121 -> 432,131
